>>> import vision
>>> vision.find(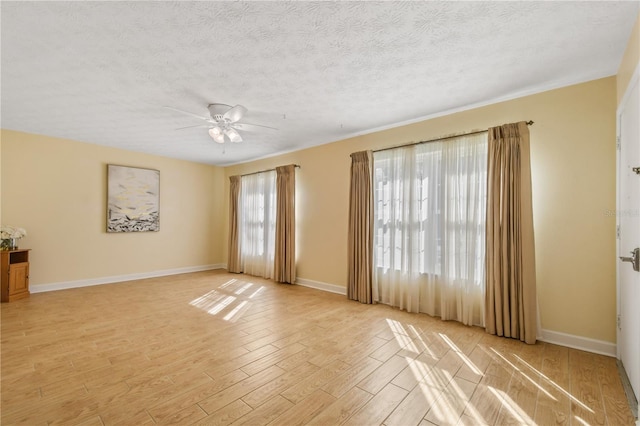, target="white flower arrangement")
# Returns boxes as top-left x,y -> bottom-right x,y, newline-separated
0,226 -> 27,239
